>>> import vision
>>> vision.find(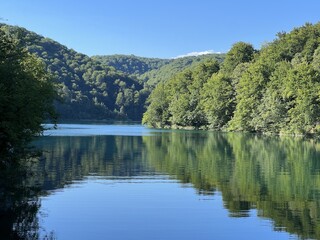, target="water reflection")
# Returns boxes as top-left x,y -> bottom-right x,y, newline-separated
4,130 -> 320,239
143,132 -> 320,239
0,152 -> 54,239
35,136 -> 157,191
